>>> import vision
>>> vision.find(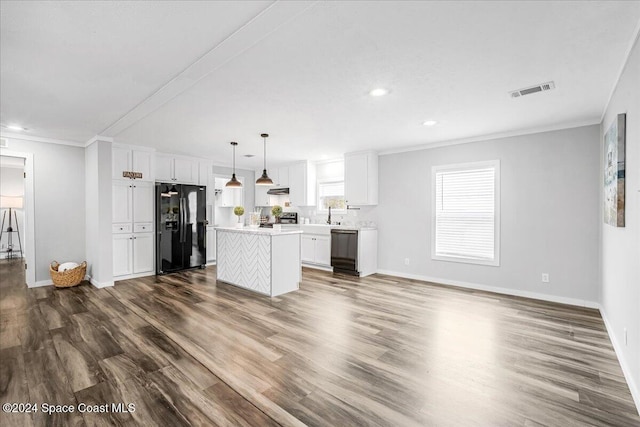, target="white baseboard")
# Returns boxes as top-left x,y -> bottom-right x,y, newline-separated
302,263 -> 333,272
375,269 -> 599,308
599,306 -> 640,415
31,279 -> 52,288
112,271 -> 154,283
89,277 -> 114,288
